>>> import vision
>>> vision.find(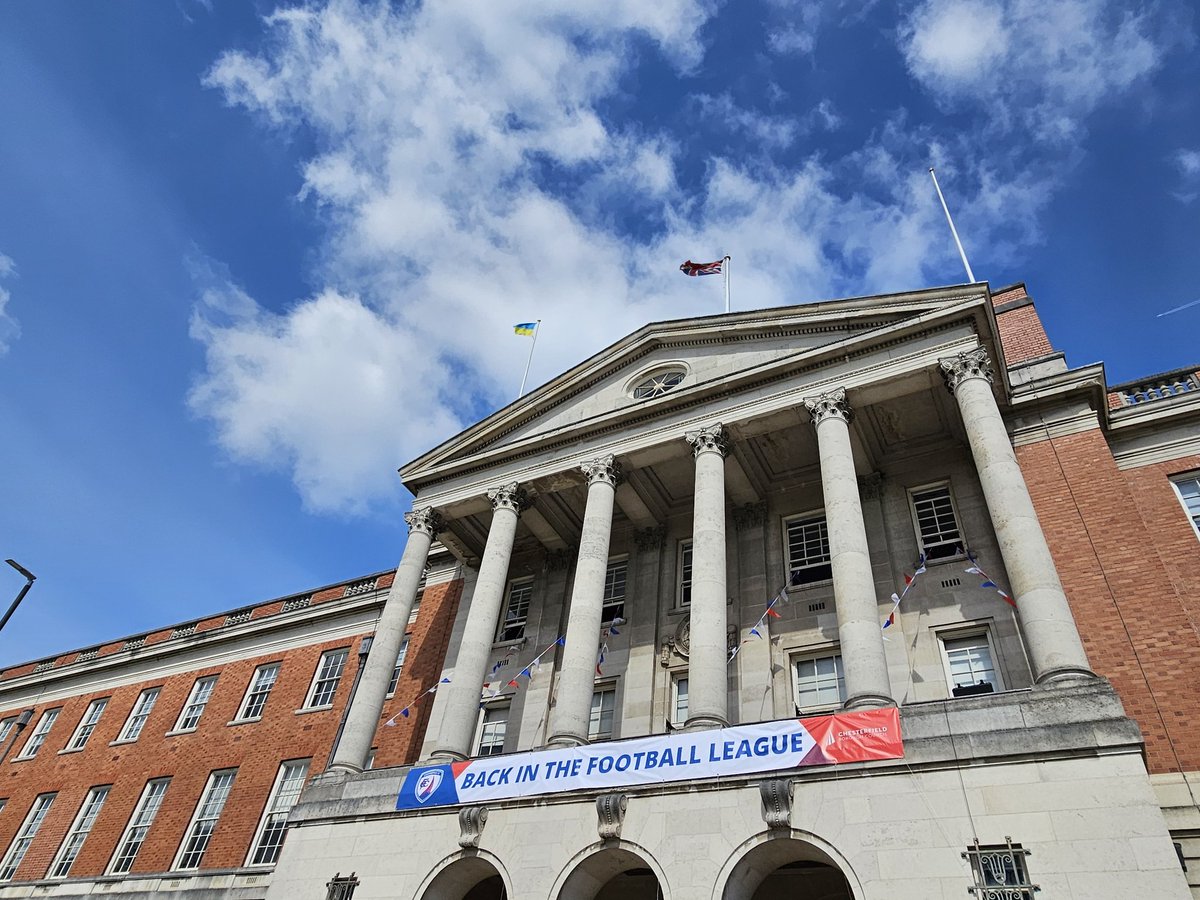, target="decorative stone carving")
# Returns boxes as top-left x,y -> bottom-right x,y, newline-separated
581,455 -> 623,487
596,793 -> 628,840
733,502 -> 767,531
487,482 -> 531,516
458,805 -> 488,849
634,525 -> 666,551
759,778 -> 792,829
857,472 -> 884,501
404,506 -> 445,536
685,423 -> 730,459
804,387 -> 853,426
660,616 -> 691,666
939,347 -> 994,393
543,547 -> 577,572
